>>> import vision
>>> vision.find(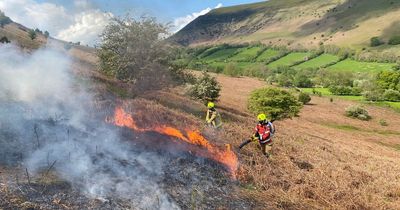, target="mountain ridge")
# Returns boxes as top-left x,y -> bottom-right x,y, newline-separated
170,0 -> 400,55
